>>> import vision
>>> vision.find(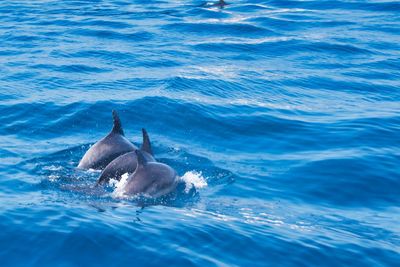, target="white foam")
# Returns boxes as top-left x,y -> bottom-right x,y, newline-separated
43,165 -> 63,171
108,178 -> 119,187
111,173 -> 129,198
48,174 -> 59,182
88,168 -> 101,173
180,171 -> 208,193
